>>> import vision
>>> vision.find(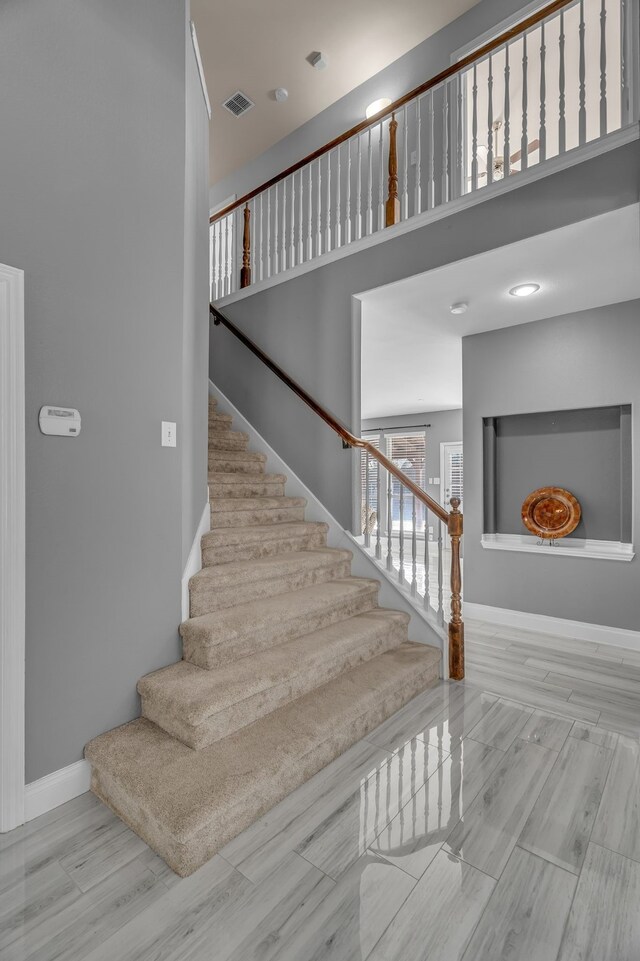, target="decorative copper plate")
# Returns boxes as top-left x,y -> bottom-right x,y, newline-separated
521,487 -> 581,539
